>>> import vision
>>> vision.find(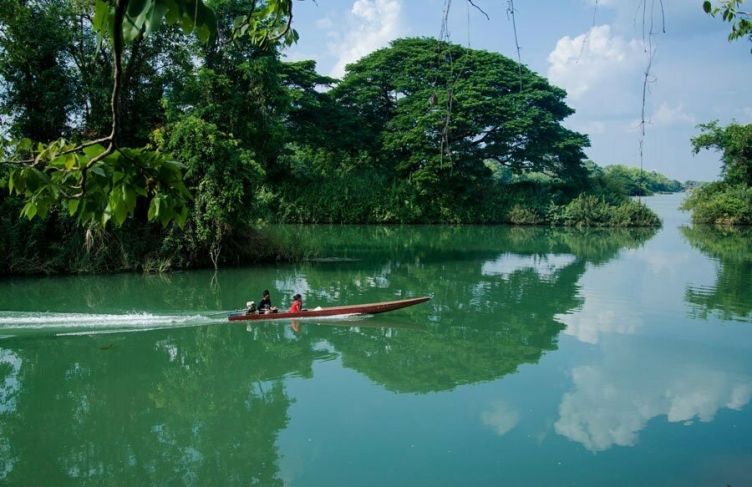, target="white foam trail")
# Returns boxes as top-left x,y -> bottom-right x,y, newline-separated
0,311 -> 223,336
